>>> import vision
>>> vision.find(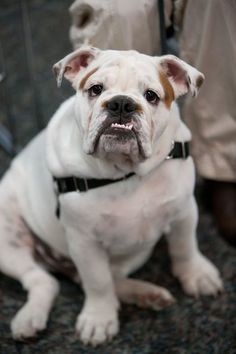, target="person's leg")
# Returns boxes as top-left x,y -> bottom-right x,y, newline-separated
179,0 -> 236,245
